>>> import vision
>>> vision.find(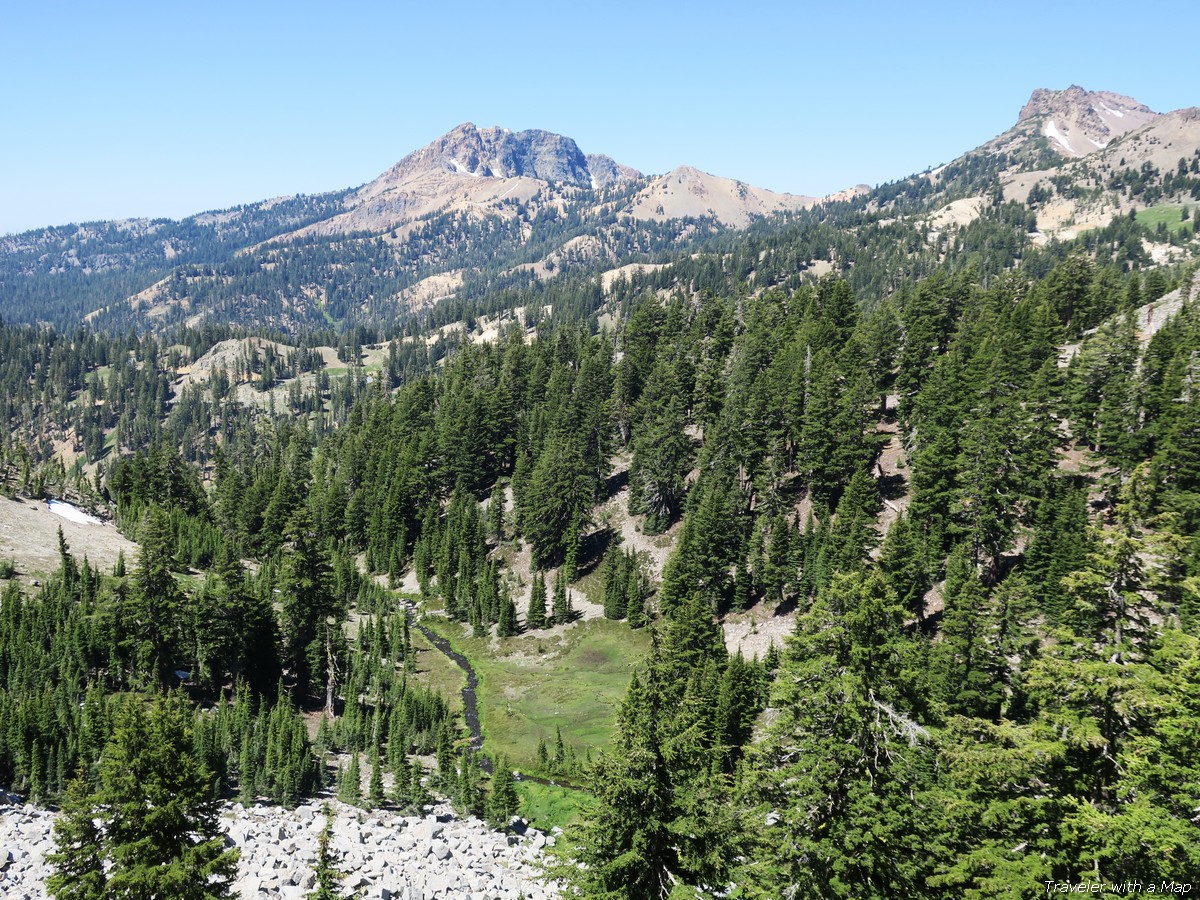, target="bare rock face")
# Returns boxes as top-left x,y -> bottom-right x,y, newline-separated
384,123 -> 640,187
585,153 -> 643,189
1018,85 -> 1158,157
299,123 -> 644,237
